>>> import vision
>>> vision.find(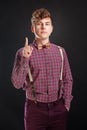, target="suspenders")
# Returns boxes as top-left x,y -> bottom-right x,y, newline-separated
28,46 -> 64,102
28,64 -> 37,103
57,46 -> 64,98
58,46 -> 64,81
